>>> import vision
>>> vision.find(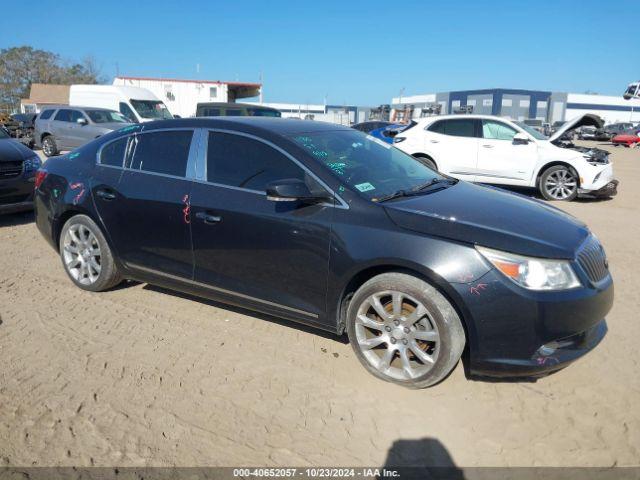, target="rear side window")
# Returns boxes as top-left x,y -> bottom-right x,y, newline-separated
427,121 -> 445,134
39,110 -> 54,120
440,119 -> 476,138
129,130 -> 193,177
54,109 -> 72,122
207,132 -> 304,190
226,109 -> 243,116
70,110 -> 85,122
100,137 -> 128,167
